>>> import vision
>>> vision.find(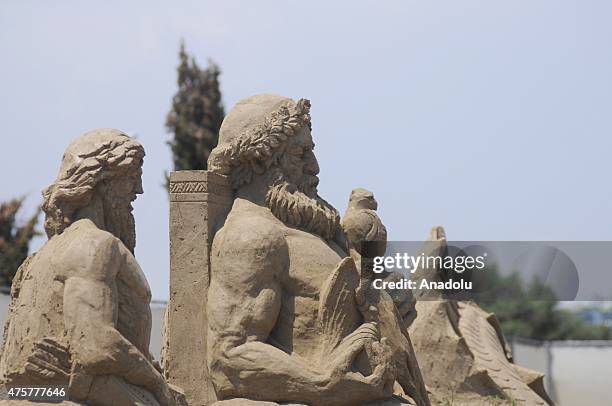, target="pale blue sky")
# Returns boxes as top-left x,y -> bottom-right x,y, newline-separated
1,1 -> 611,300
